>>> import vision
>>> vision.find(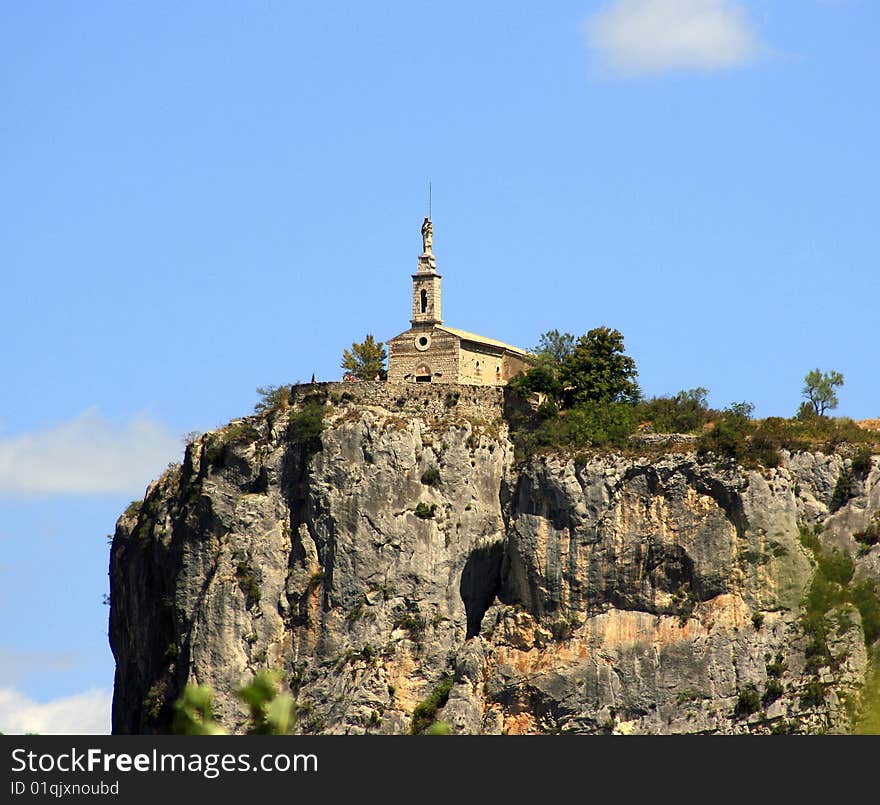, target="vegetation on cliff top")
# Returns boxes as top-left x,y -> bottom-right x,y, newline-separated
506,327 -> 876,464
